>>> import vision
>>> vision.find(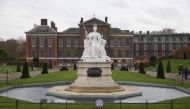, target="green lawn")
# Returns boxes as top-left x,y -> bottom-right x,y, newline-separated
16,70 -> 190,88
145,59 -> 190,73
